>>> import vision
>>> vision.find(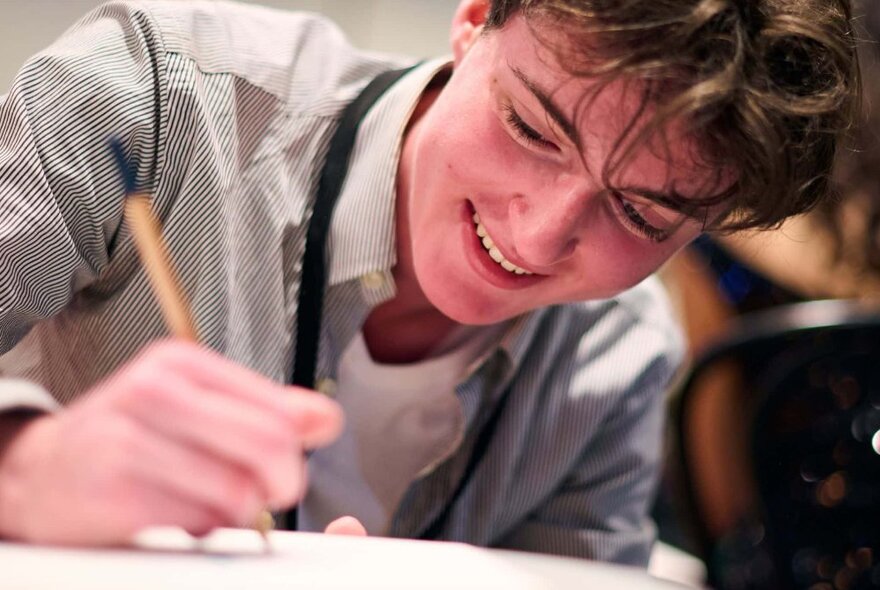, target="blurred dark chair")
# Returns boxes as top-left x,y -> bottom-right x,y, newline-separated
659,299 -> 880,590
